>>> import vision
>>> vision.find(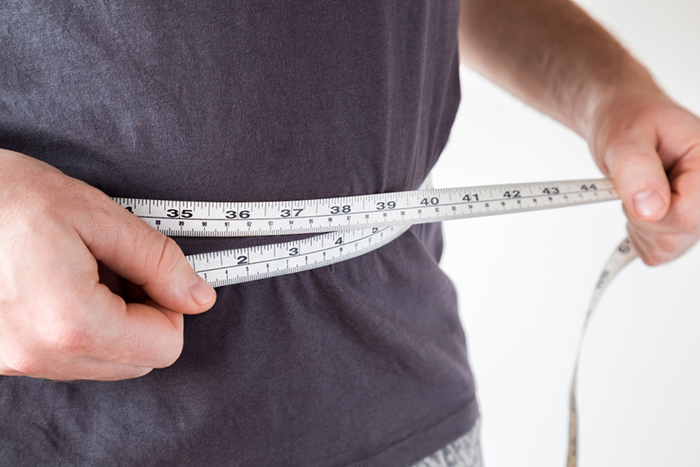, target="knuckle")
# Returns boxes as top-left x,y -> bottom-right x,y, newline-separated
608,152 -> 637,173
35,176 -> 84,217
642,248 -> 668,266
150,236 -> 183,280
82,201 -> 123,250
43,321 -> 94,355
657,235 -> 680,254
